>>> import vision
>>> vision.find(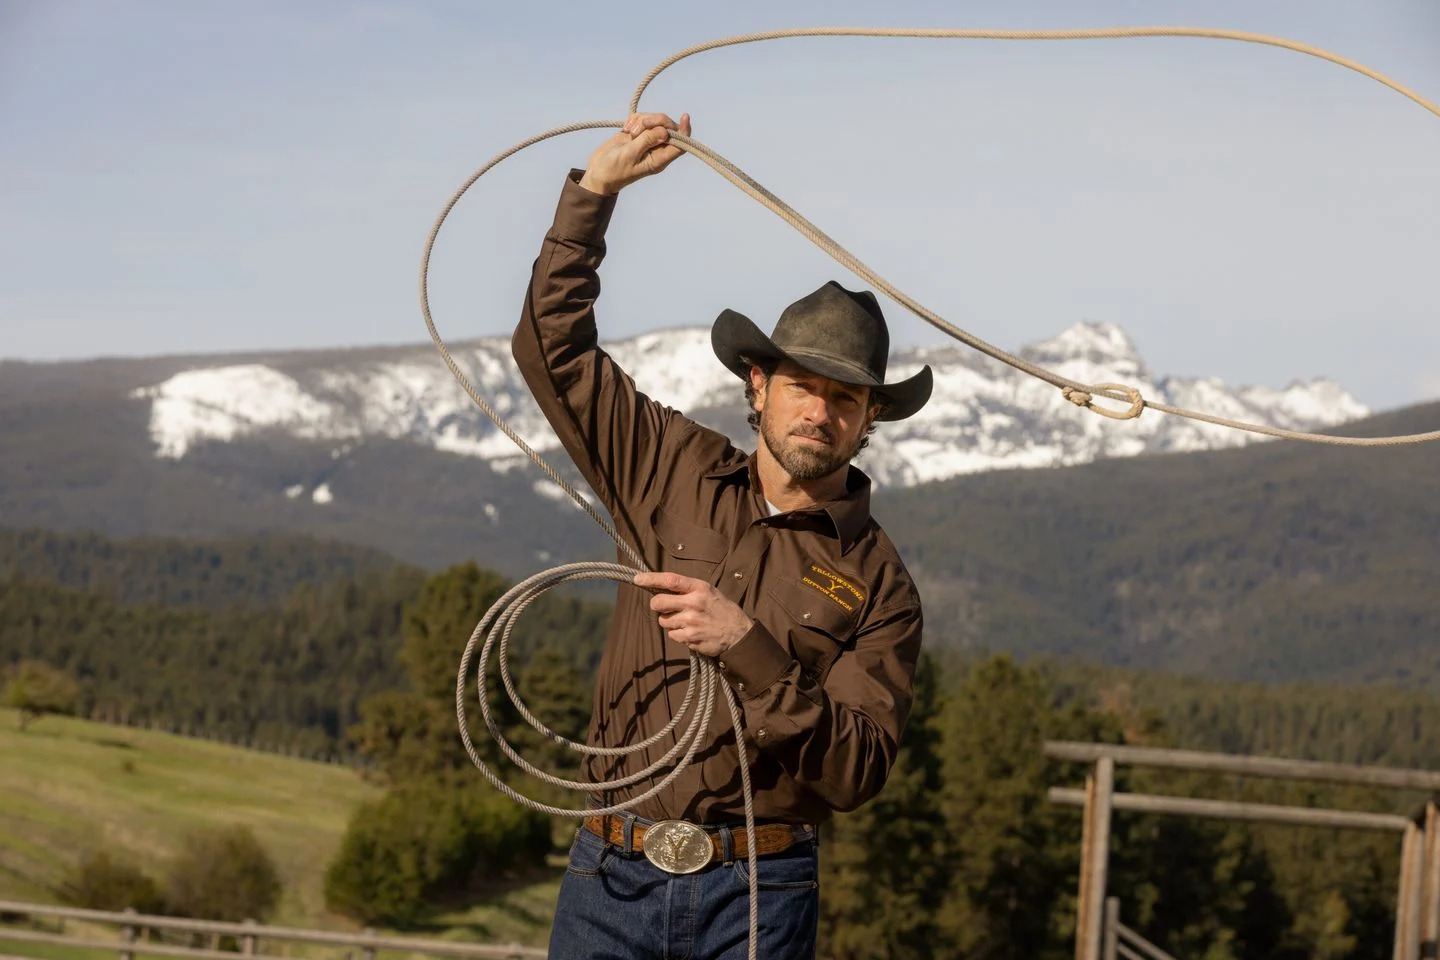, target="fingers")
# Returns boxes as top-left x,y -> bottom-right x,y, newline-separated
633,571 -> 706,620
622,112 -> 690,156
622,112 -> 681,135
634,570 -> 704,592
623,124 -> 673,161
